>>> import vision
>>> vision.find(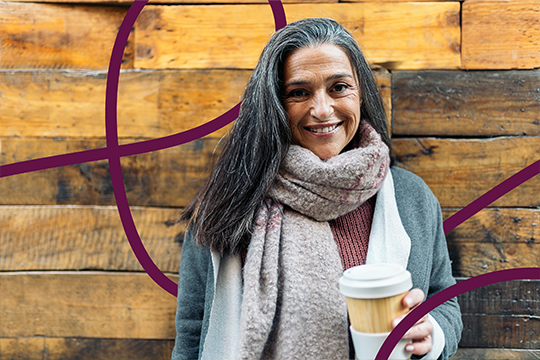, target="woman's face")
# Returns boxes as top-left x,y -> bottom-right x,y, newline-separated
282,44 -> 361,160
